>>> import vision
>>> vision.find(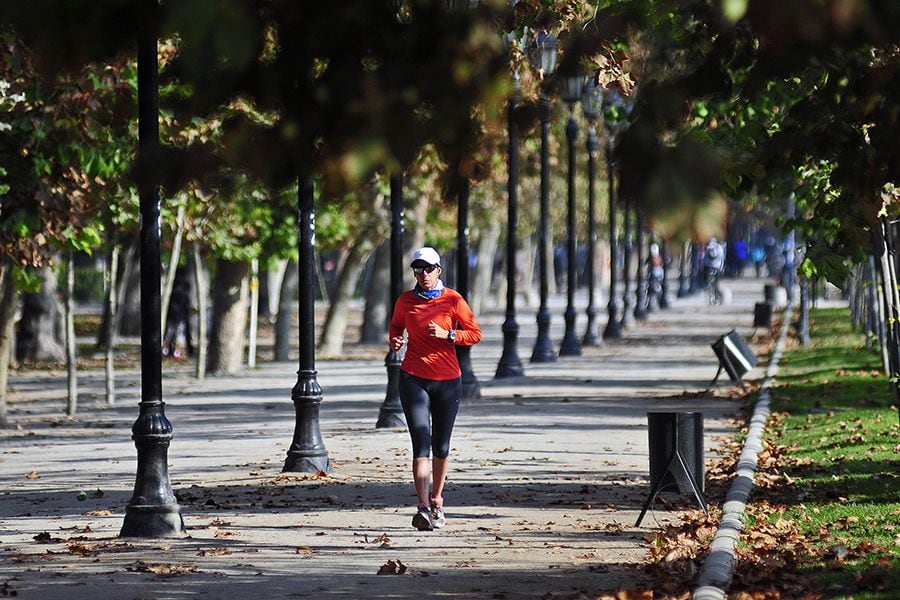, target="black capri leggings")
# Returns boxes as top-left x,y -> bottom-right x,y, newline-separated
399,371 -> 461,459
